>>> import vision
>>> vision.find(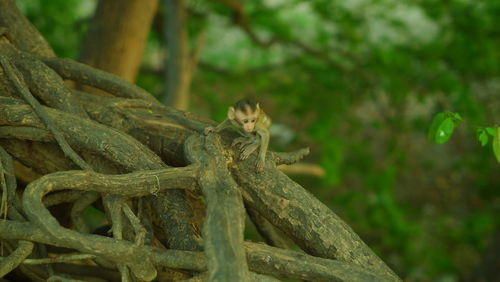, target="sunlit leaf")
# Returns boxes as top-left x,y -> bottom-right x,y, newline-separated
434,117 -> 455,144
493,127 -> 500,163
478,130 -> 488,146
486,127 -> 495,136
428,112 -> 446,142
